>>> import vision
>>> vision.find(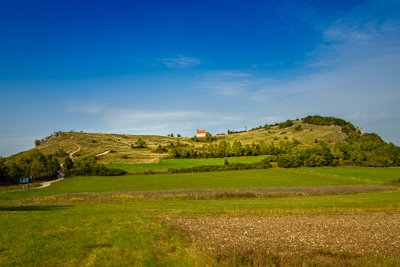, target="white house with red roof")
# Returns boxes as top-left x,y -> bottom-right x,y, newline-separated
197,129 -> 206,137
